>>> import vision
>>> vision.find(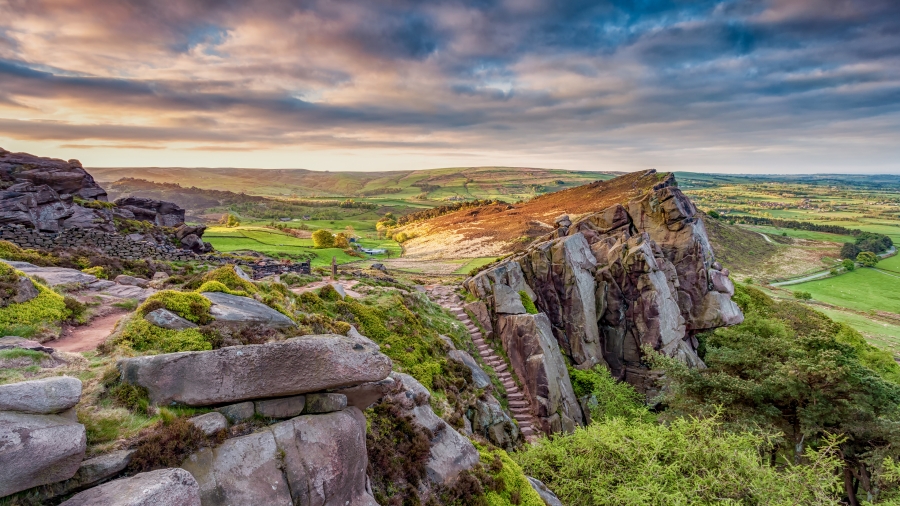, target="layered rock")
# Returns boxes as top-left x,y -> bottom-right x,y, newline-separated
465,171 -> 743,434
0,148 -> 113,232
202,291 -> 296,329
118,333 -> 392,406
113,196 -> 185,228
